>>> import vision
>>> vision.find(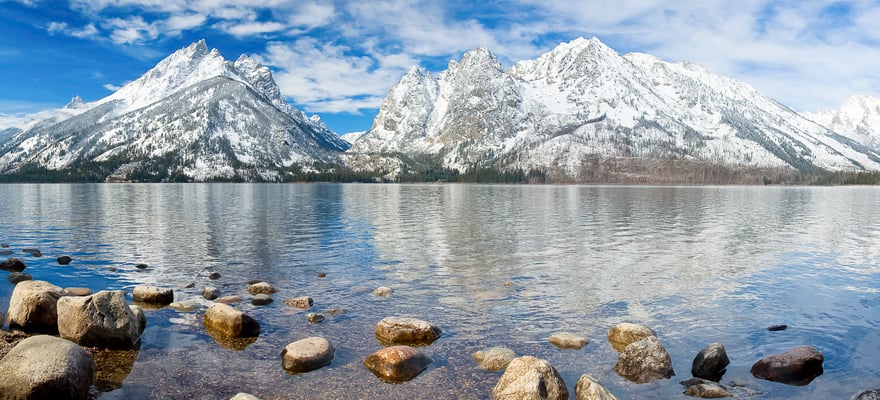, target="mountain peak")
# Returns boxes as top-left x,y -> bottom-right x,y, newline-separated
460,47 -> 500,68
64,95 -> 86,109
